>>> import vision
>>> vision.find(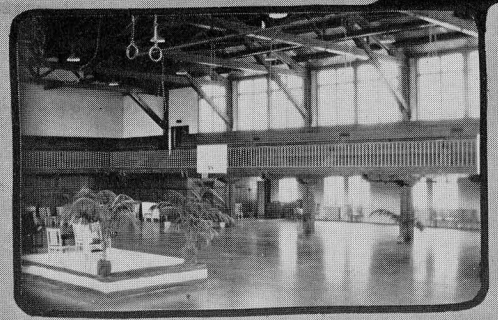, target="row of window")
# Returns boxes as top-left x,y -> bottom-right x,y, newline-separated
198,50 -> 479,133
280,174 -> 469,211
